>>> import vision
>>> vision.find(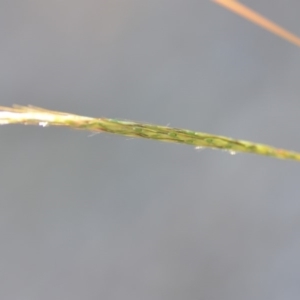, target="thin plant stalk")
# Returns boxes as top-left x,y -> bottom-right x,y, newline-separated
0,105 -> 299,162
213,0 -> 300,48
